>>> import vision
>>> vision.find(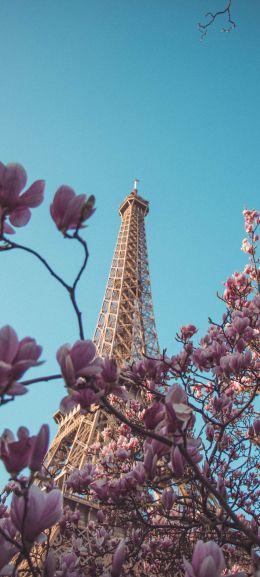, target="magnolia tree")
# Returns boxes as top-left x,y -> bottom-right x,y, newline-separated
0,161 -> 259,577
